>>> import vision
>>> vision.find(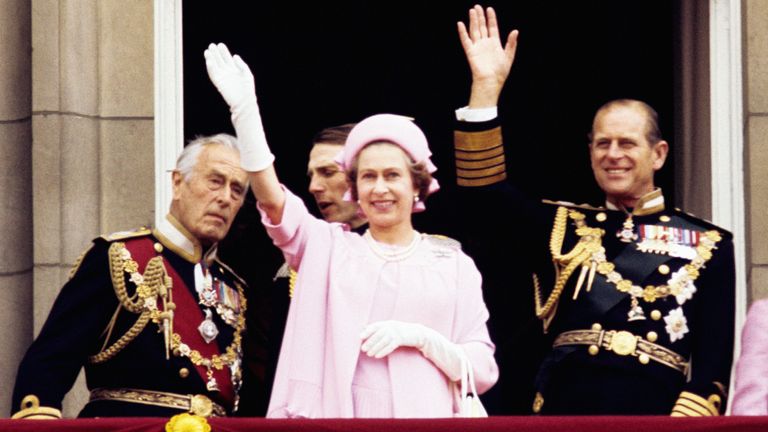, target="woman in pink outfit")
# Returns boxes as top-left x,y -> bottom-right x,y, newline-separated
204,43 -> 498,418
732,299 -> 768,415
